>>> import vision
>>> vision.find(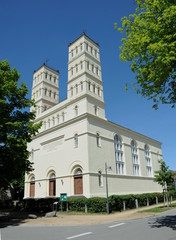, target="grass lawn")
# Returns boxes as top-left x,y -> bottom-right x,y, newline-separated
140,203 -> 176,213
